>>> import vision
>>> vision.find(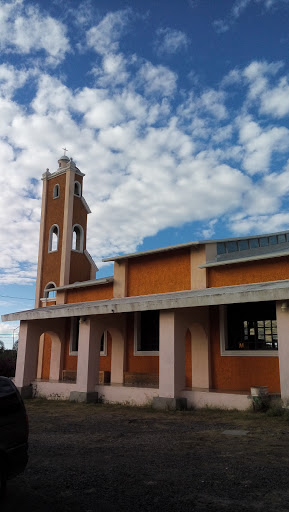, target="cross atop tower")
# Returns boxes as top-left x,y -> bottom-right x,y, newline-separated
62,147 -> 68,156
